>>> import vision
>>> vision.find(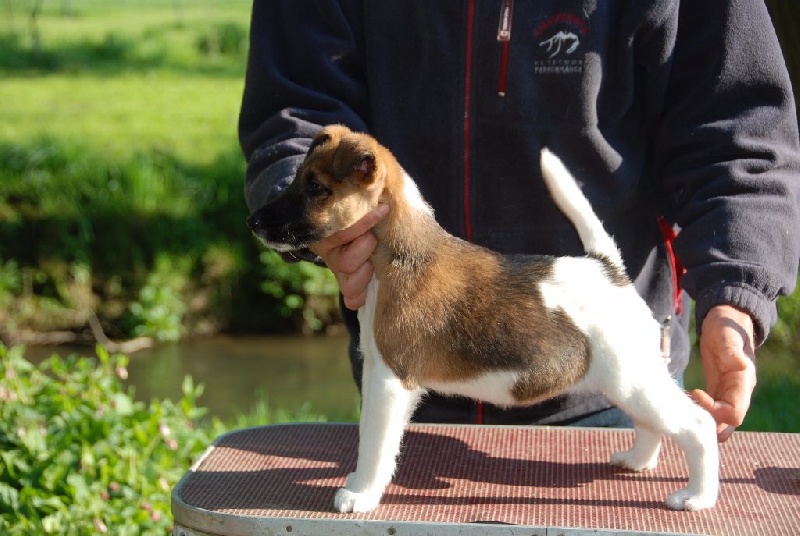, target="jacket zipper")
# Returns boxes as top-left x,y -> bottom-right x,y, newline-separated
464,0 -> 515,424
497,0 -> 514,96
463,0 -> 482,424
463,0 -> 476,245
